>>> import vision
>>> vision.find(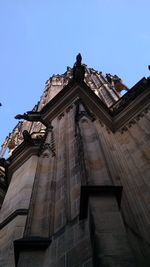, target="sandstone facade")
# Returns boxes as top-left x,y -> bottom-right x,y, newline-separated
0,56 -> 150,266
